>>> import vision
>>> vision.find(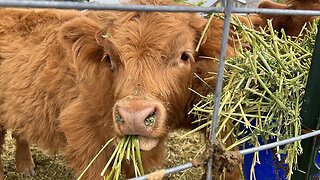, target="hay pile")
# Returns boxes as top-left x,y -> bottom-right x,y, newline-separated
190,17 -> 316,179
